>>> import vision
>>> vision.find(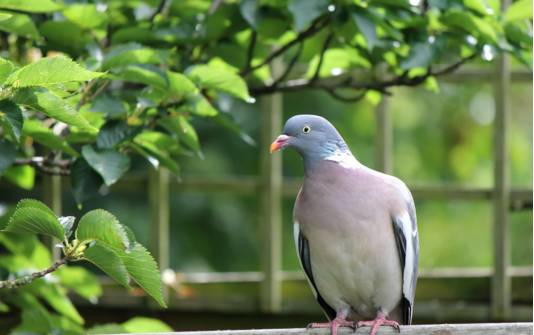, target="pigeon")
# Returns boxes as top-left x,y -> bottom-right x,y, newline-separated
270,115 -> 419,335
